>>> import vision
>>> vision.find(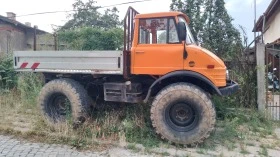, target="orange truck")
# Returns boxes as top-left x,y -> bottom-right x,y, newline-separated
13,7 -> 238,144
